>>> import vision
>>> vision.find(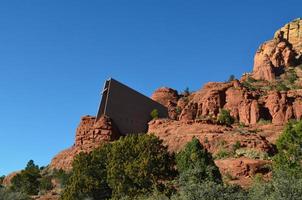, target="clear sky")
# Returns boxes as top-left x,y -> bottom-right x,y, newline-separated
0,0 -> 301,175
